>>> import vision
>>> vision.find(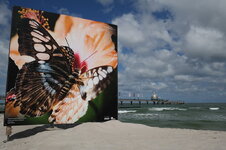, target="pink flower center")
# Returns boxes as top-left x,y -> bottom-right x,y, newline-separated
74,53 -> 87,74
